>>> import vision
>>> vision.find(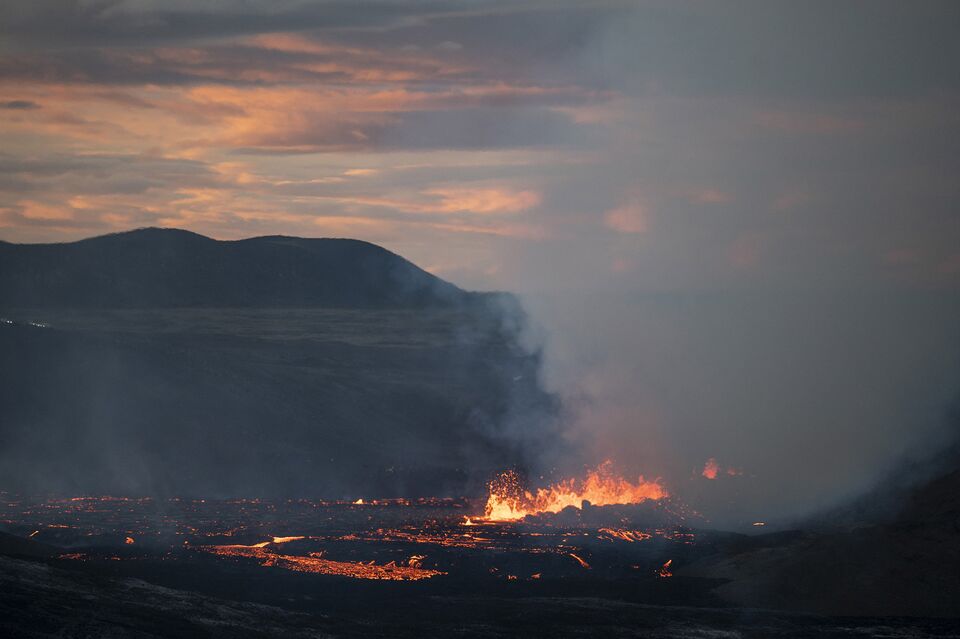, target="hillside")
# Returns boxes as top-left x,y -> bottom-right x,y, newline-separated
0,229 -> 560,499
680,445 -> 960,617
0,228 -> 465,308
